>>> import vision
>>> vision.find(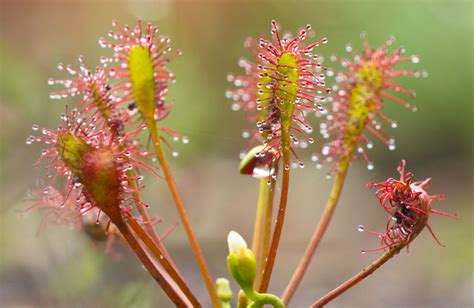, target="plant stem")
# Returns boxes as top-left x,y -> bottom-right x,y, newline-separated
114,219 -> 190,307
127,216 -> 201,306
252,177 -> 277,287
311,245 -> 403,307
245,288 -> 285,308
148,121 -> 219,307
283,148 -> 354,304
258,150 -> 291,293
128,172 -> 172,257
